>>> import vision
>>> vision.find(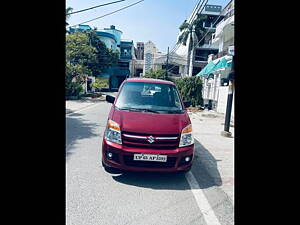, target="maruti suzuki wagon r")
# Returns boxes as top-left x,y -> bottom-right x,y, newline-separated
102,78 -> 194,173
